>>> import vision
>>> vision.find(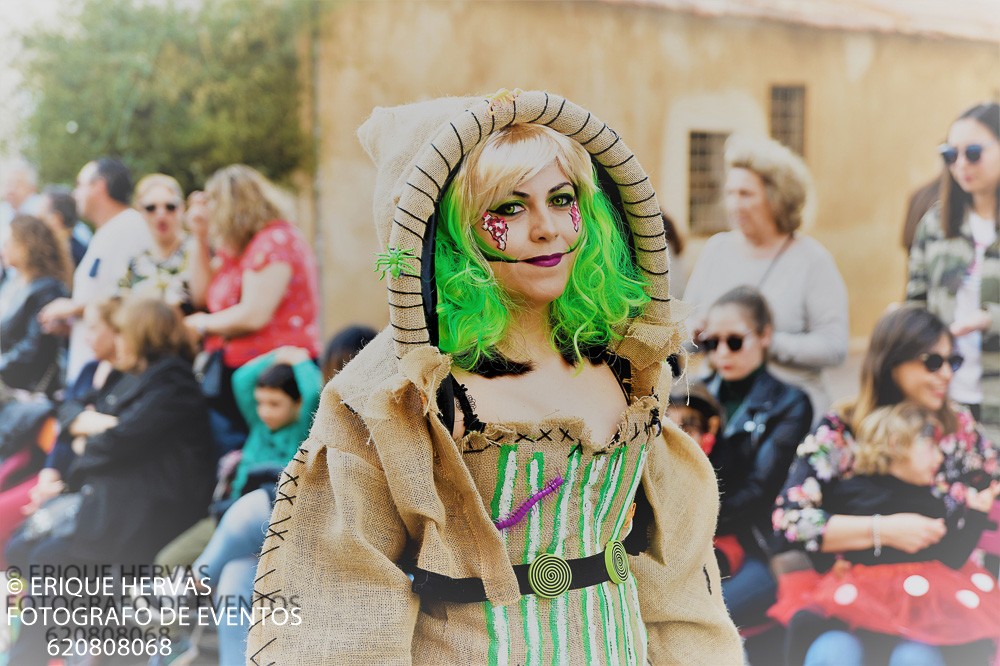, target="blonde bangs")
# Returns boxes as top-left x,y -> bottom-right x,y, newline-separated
461,124 -> 596,222
134,173 -> 184,206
